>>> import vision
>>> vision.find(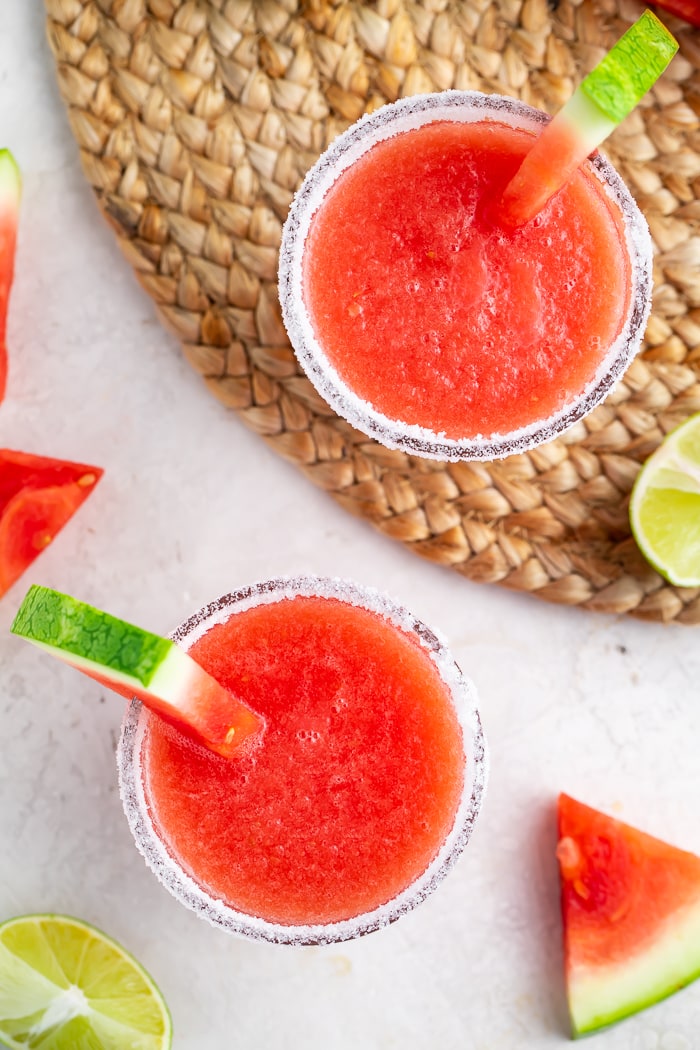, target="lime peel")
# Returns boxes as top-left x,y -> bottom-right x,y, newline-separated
630,412 -> 700,588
